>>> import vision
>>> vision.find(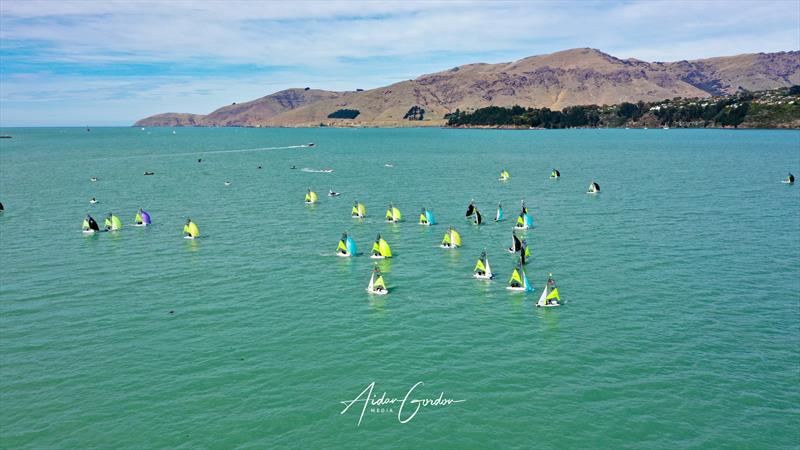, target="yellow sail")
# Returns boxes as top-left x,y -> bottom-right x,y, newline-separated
183,225 -> 190,234
442,232 -> 451,245
546,288 -> 560,301
392,207 -> 402,221
516,215 -> 524,227
385,209 -> 393,219
524,246 -> 531,257
337,240 -> 347,252
306,191 -> 318,203
187,222 -> 200,237
135,212 -> 142,223
451,229 -> 461,246
82,219 -> 90,229
111,215 -> 122,230
352,205 -> 359,215
378,238 -> 392,257
509,269 -> 522,284
419,213 -> 427,224
474,259 -> 485,272
374,275 -> 386,290
372,241 -> 381,254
